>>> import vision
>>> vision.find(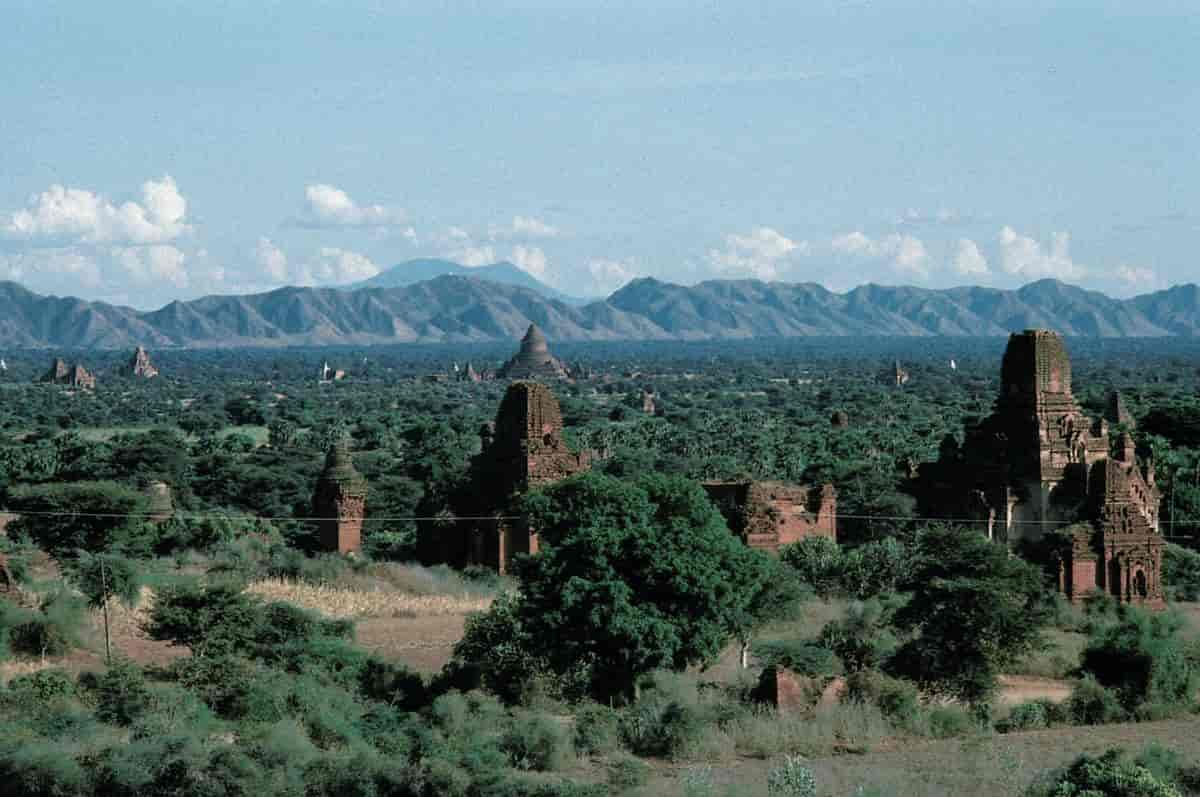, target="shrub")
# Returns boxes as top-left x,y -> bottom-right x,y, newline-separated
8,590 -> 85,657
1067,677 -> 1126,726
751,640 -> 839,677
619,674 -> 705,759
924,705 -> 974,739
605,753 -> 649,789
767,755 -> 817,797
502,711 -> 572,772
6,668 -> 75,703
1080,606 -> 1193,712
1027,748 -> 1181,797
818,599 -> 900,673
779,537 -> 843,597
841,670 -> 918,729
94,659 -> 153,727
572,703 -> 620,756
996,701 -> 1049,733
1163,543 -> 1200,602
